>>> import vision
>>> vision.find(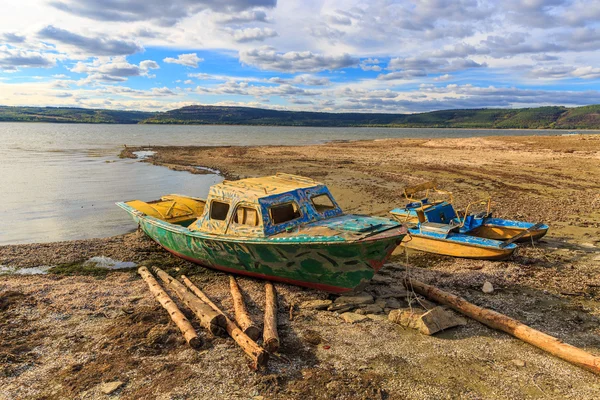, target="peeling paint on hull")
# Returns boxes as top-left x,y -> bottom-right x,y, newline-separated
128,211 -> 404,293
